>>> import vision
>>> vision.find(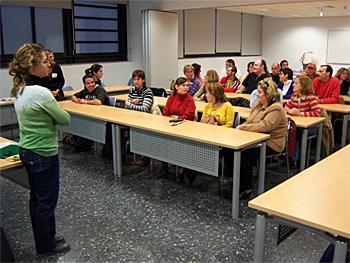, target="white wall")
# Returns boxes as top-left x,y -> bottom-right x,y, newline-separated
262,16 -> 350,73
0,0 -> 160,98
